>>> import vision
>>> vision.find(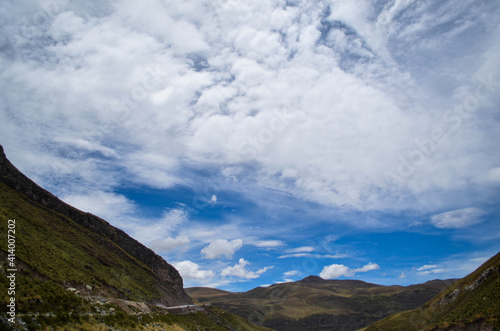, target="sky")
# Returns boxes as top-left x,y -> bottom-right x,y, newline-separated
0,0 -> 499,291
